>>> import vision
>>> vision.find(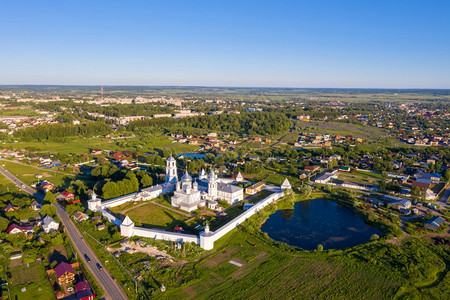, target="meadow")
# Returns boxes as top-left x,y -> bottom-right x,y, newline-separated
159,229 -> 448,300
2,133 -> 197,155
8,262 -> 55,300
109,202 -> 188,230
0,159 -> 71,186
296,120 -> 390,141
